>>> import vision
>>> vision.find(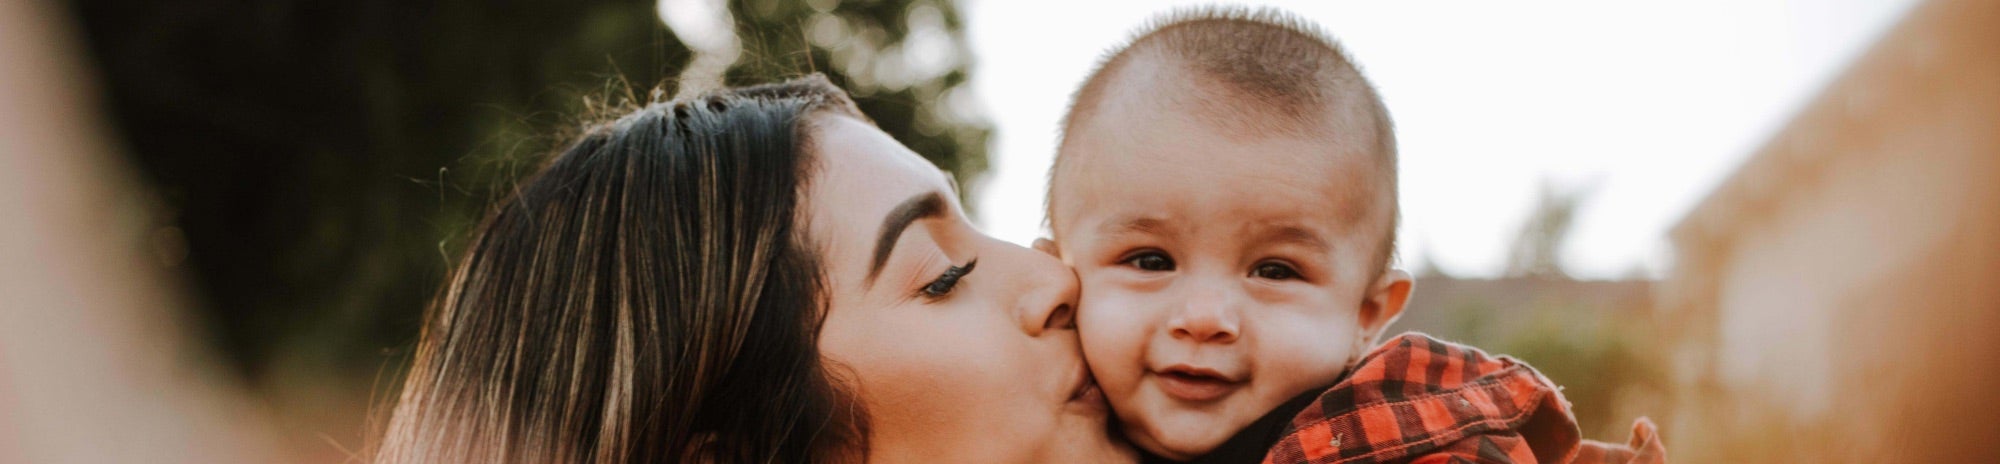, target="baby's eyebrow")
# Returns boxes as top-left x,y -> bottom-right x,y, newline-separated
1253,225 -> 1332,253
1103,216 -> 1175,237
